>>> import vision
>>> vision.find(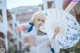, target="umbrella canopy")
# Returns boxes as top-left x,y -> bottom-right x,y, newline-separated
41,8 -> 80,48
